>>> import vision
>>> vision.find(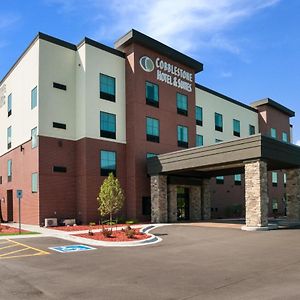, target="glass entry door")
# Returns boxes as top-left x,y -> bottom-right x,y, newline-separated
177,187 -> 189,221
